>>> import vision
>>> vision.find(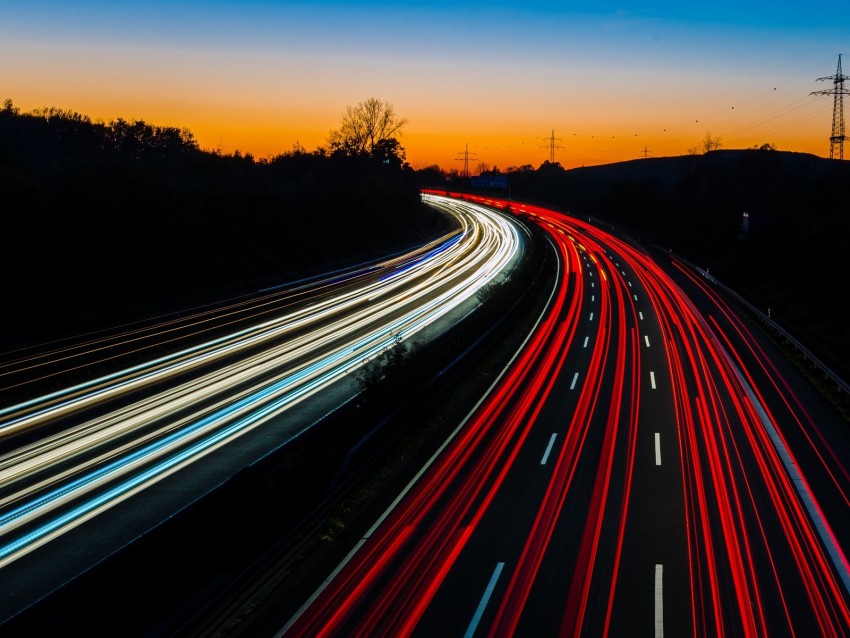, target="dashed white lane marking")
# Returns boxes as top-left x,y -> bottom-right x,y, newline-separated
583,336 -> 589,348
590,312 -> 594,321
655,564 -> 664,637
644,335 -> 651,348
465,562 -> 505,638
650,371 -> 657,389
655,432 -> 662,465
541,433 -> 558,465
639,311 -> 644,320
634,294 -> 638,301
570,372 -> 579,390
